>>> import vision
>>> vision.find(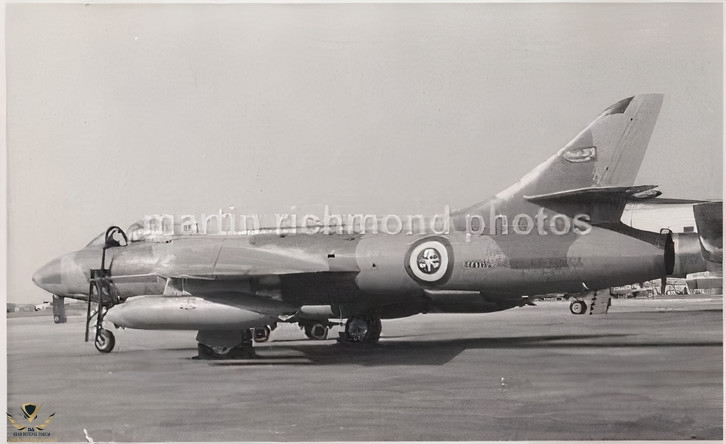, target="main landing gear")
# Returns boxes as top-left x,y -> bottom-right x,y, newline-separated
197,330 -> 256,360
343,313 -> 382,343
296,313 -> 382,343
197,325 -> 277,359
194,313 -> 384,360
